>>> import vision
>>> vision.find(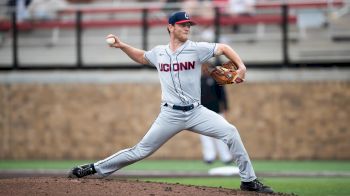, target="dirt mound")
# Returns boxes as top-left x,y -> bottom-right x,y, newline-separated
0,177 -> 287,196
